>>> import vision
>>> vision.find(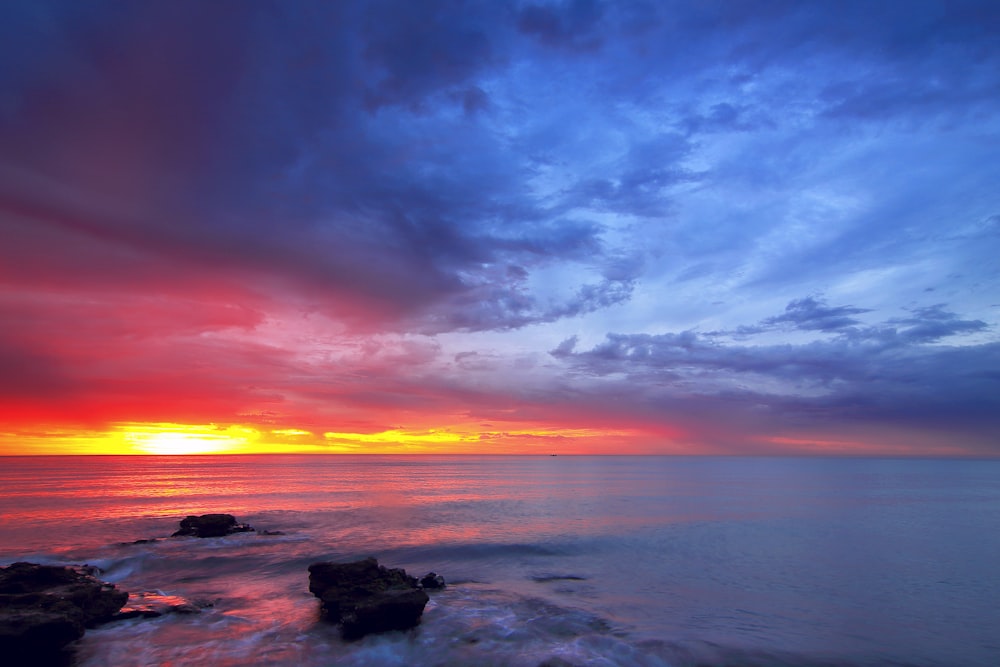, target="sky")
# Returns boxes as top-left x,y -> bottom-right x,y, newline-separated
1,0 -> 998,456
